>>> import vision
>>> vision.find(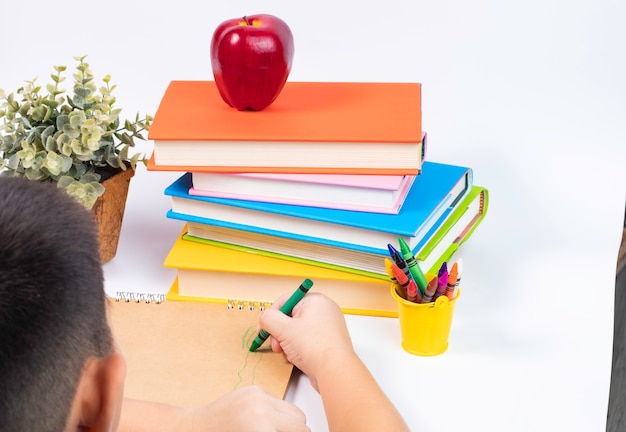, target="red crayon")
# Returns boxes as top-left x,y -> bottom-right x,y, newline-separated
406,279 -> 421,303
385,258 -> 405,299
391,262 -> 411,296
392,250 -> 416,288
446,262 -> 459,300
420,276 -> 439,304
